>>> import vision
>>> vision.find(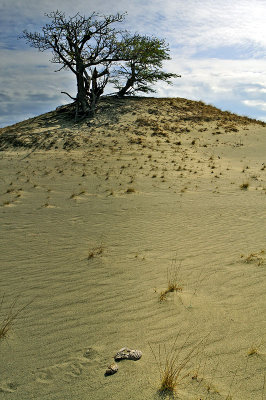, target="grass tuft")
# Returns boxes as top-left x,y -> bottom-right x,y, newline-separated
88,244 -> 104,259
240,182 -> 249,190
0,296 -> 31,340
150,333 -> 209,395
159,261 -> 182,302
